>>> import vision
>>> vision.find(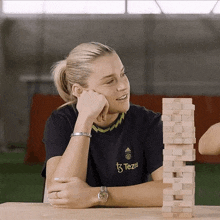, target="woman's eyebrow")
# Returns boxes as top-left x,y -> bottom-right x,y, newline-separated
101,74 -> 115,80
100,67 -> 125,81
